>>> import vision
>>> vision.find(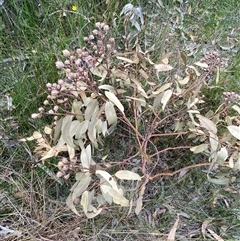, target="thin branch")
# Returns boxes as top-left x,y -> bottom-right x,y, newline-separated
149,162 -> 212,180
149,146 -> 192,158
